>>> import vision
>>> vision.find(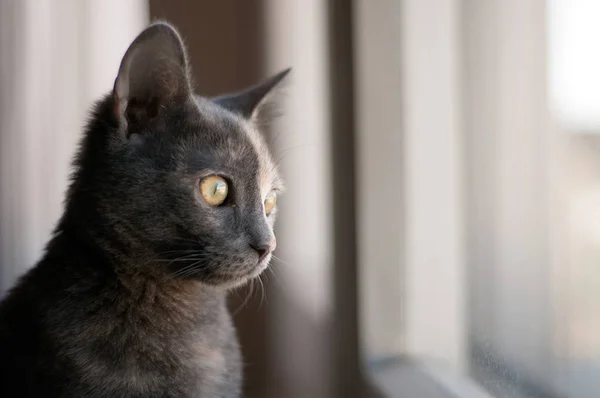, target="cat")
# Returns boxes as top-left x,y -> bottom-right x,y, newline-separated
0,22 -> 289,398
